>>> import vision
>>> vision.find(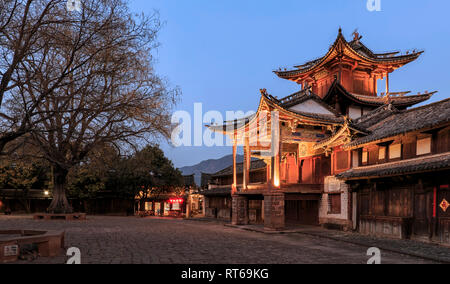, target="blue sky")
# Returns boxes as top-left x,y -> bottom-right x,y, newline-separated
129,0 -> 450,168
